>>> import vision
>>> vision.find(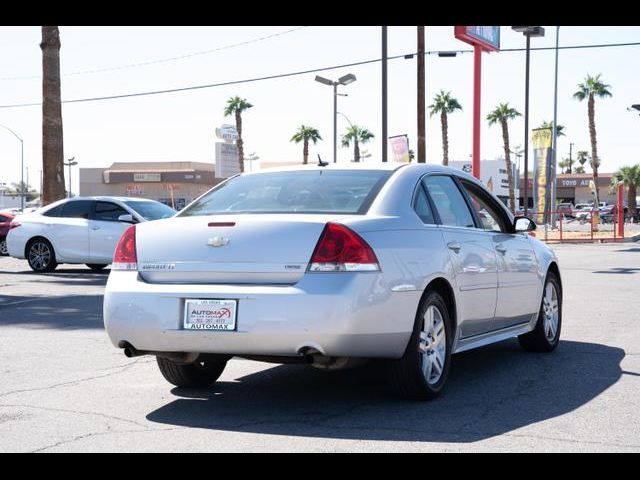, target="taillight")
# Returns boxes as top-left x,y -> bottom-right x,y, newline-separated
9,221 -> 21,230
112,225 -> 137,271
308,222 -> 380,272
